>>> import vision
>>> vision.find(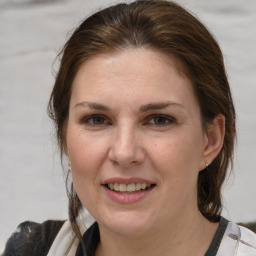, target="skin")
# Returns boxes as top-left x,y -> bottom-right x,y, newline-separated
66,48 -> 225,256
